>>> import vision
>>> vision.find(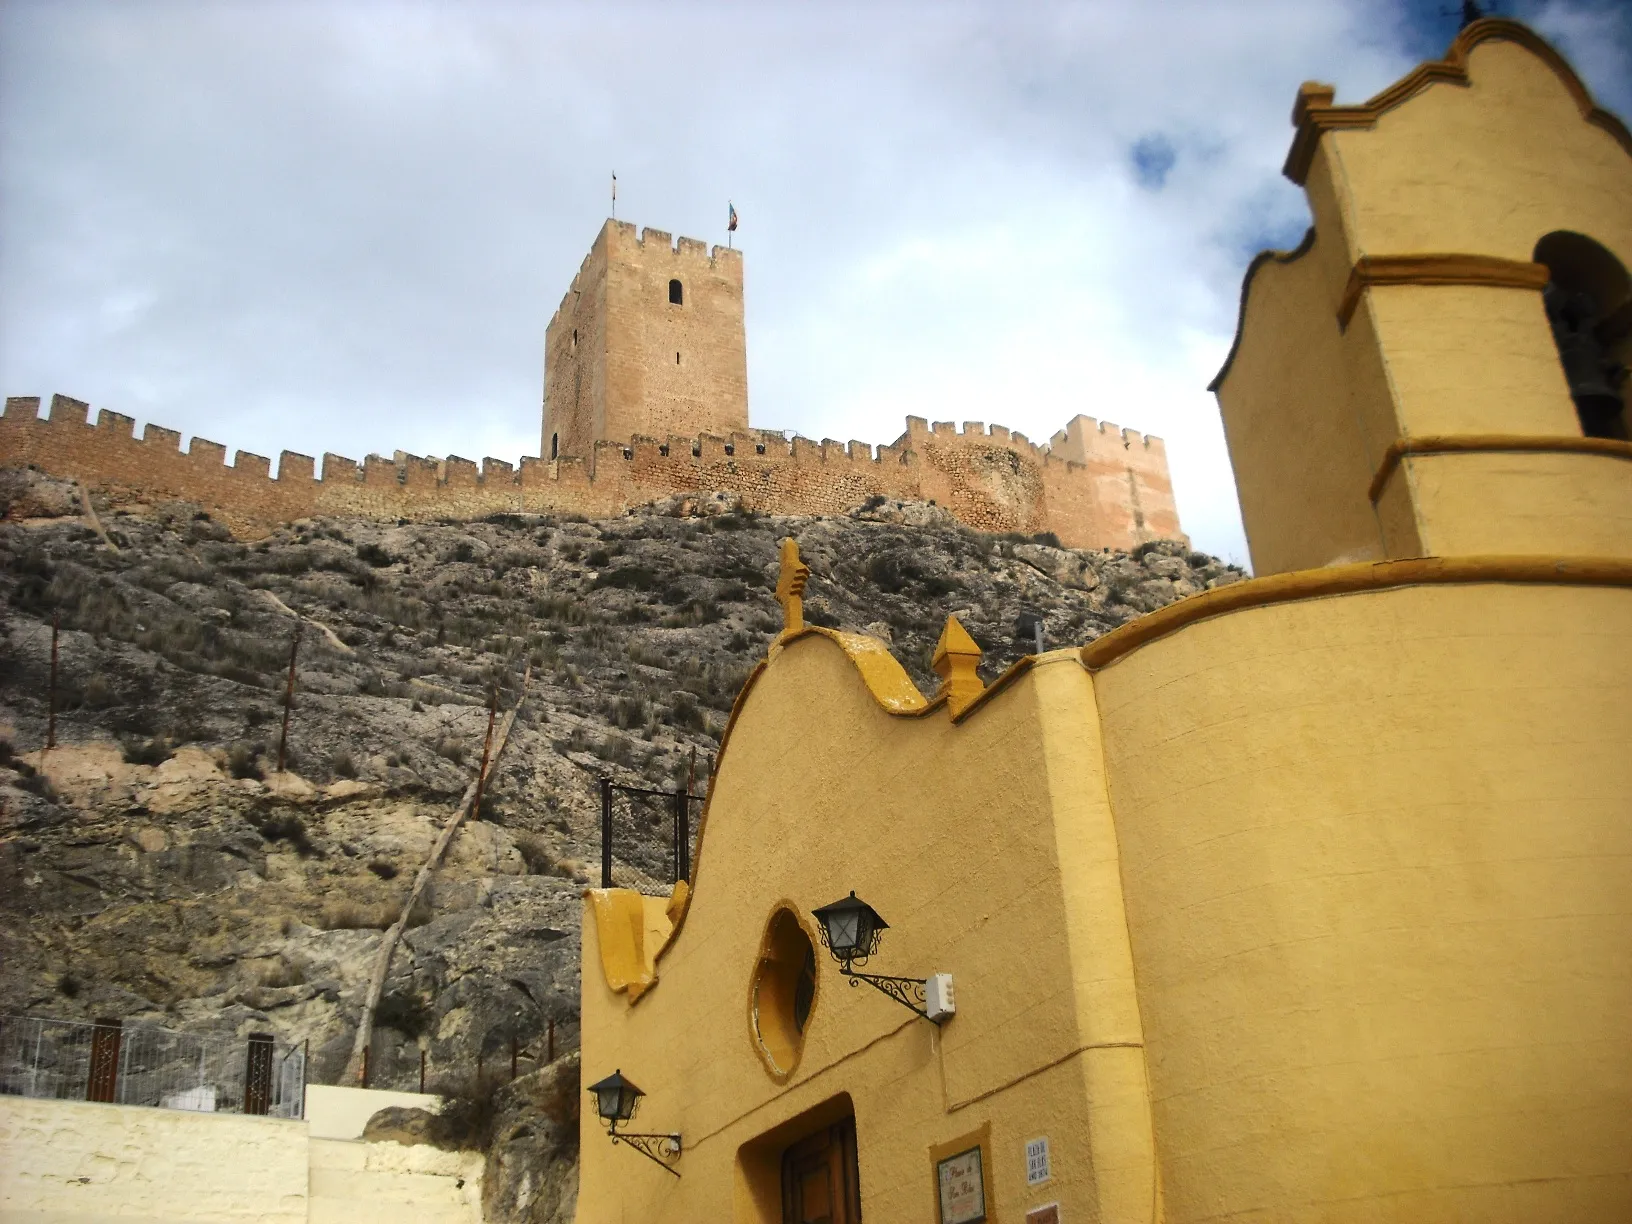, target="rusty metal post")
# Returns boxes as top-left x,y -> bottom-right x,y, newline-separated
277,622 -> 302,772
671,787 -> 687,884
244,1033 -> 275,1115
471,689 -> 498,820
547,1017 -> 555,1065
419,1049 -> 426,1094
46,614 -> 59,751
600,776 -> 613,888
680,749 -> 696,882
86,1018 -> 121,1103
